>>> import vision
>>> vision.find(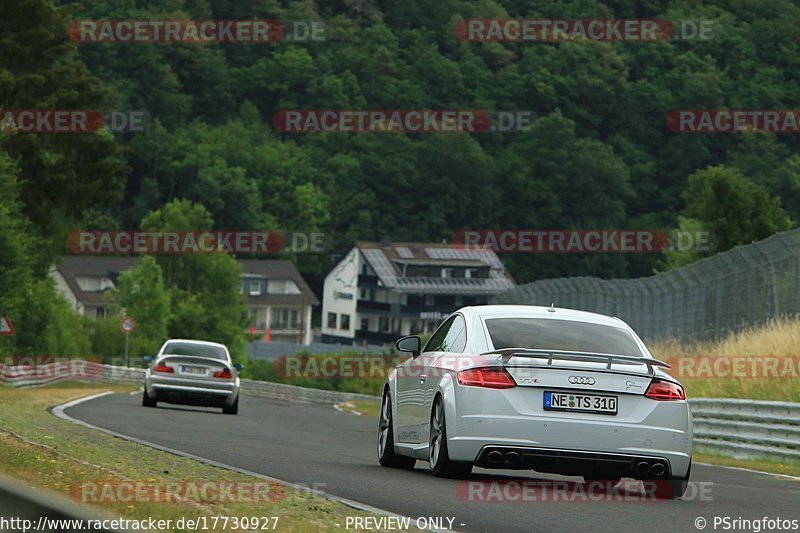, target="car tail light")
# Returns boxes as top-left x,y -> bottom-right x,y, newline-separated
457,368 -> 516,389
645,380 -> 685,400
213,369 -> 233,380
153,363 -> 174,374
